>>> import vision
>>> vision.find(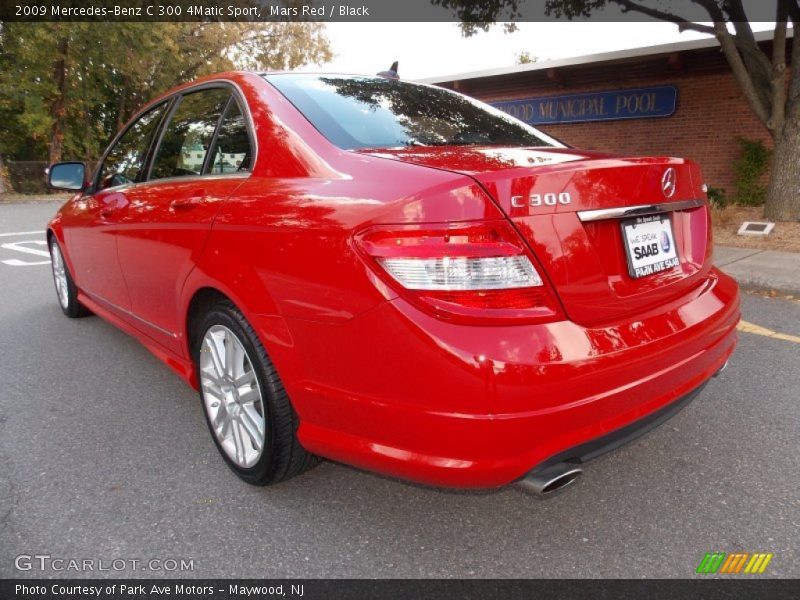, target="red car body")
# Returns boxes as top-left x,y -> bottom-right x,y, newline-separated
48,71 -> 739,488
